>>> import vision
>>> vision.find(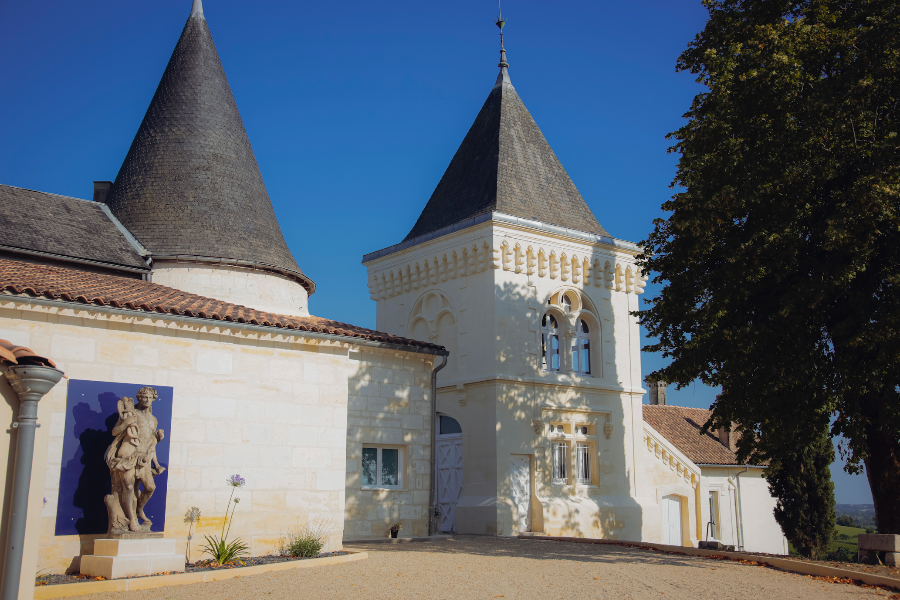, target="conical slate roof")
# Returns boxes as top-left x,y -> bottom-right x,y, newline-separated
404,56 -> 608,242
106,1 -> 313,292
